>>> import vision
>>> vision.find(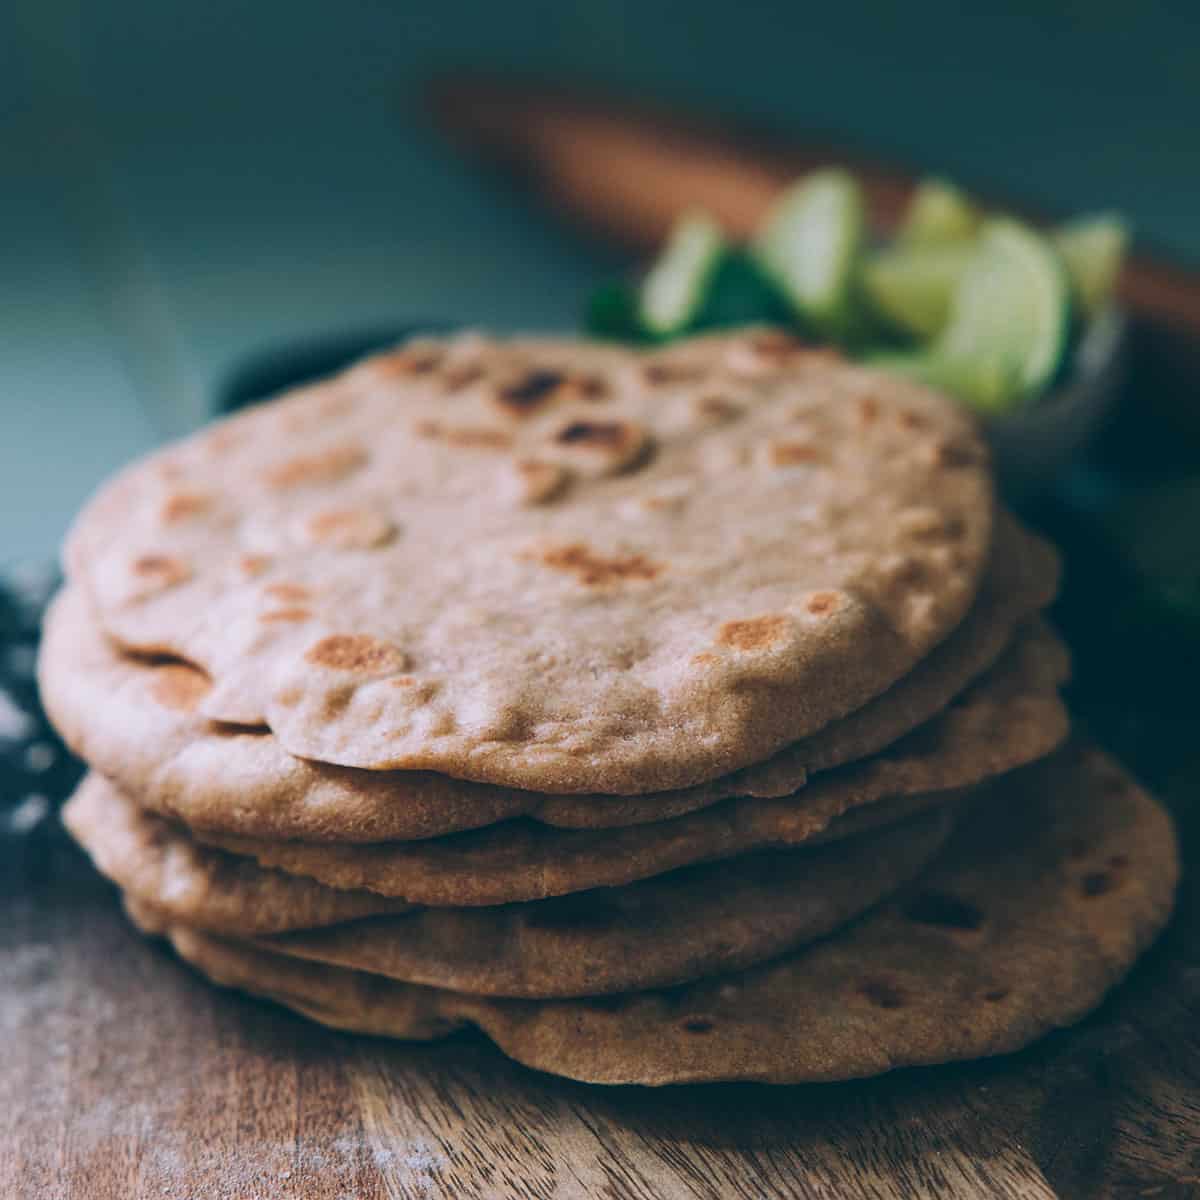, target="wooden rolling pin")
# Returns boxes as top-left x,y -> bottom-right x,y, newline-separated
429,74 -> 1200,348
